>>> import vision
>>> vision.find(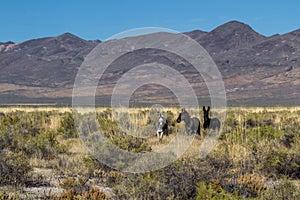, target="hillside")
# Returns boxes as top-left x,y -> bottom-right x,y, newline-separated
0,21 -> 299,105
